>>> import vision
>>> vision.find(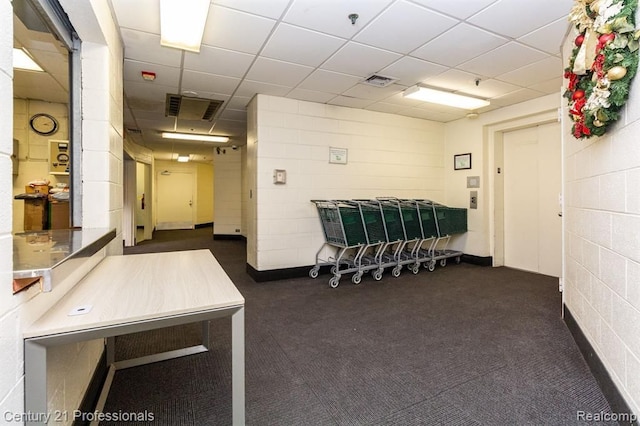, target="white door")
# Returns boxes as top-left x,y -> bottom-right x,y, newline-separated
503,122 -> 562,277
156,172 -> 194,230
